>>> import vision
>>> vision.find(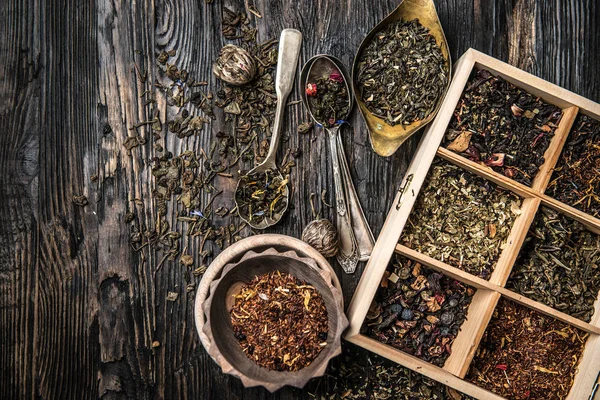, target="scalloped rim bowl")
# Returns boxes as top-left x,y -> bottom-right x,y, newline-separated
194,234 -> 348,392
